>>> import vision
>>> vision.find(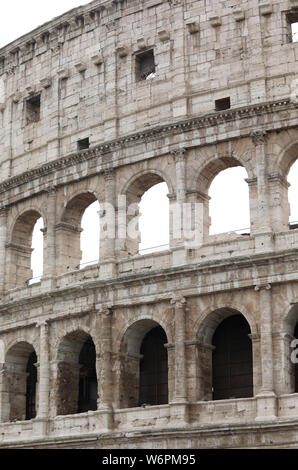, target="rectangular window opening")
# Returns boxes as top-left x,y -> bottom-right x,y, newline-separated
136,49 -> 156,82
215,97 -> 231,111
26,94 -> 41,124
77,137 -> 90,151
286,11 -> 298,43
